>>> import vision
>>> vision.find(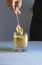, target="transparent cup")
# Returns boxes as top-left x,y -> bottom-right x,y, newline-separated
13,32 -> 28,52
